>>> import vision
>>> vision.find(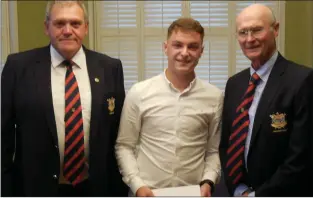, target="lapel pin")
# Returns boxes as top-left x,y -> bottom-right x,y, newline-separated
95,77 -> 99,83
